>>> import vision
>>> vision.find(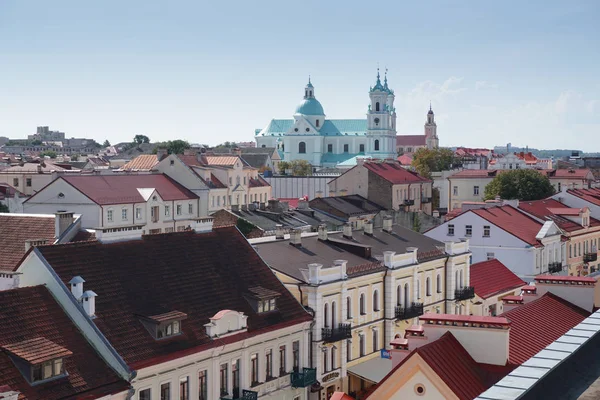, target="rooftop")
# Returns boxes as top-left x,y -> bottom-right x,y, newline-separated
35,227 -> 311,369
470,259 -> 526,299
470,205 -> 547,247
396,135 -> 426,147
0,214 -> 57,271
568,188 -> 600,207
0,286 -> 129,399
309,194 -> 385,218
363,160 -> 430,184
119,154 -> 161,171
518,199 -> 600,232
